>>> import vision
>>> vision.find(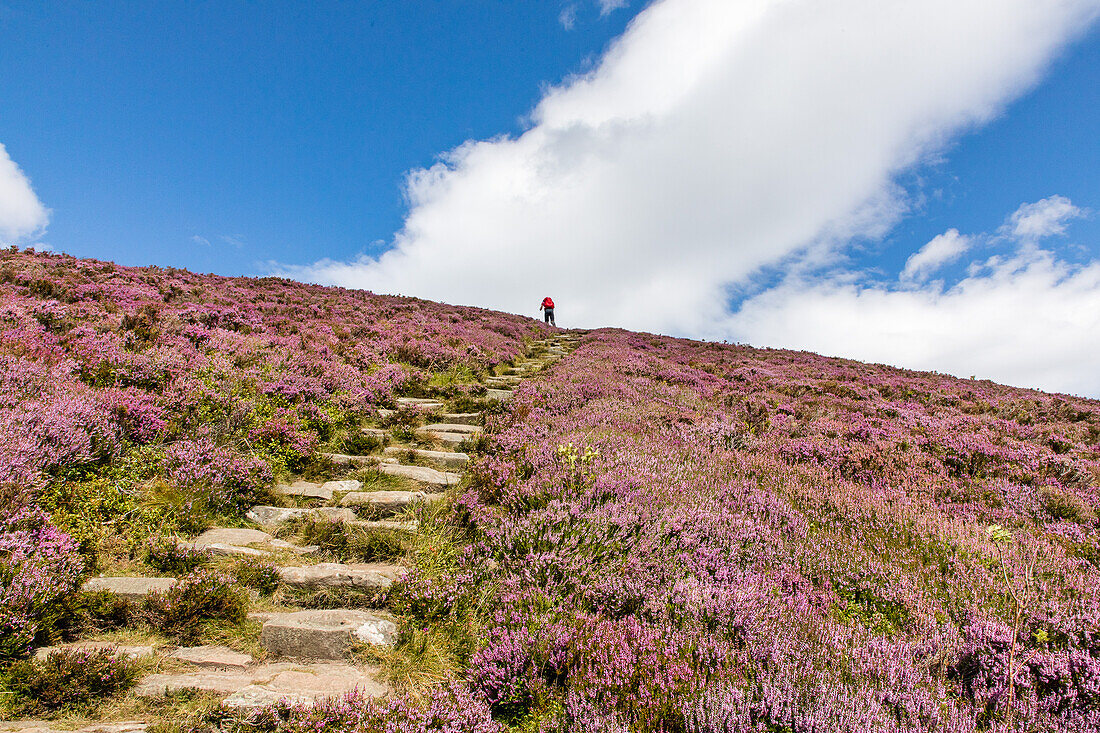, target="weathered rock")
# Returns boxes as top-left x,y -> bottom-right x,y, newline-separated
260,610 -> 398,660
0,723 -> 148,733
422,431 -> 468,445
135,664 -> 290,697
220,663 -> 389,709
379,463 -> 461,487
321,479 -> 362,494
169,645 -> 254,670
34,642 -> 154,662
383,446 -> 469,467
246,505 -> 357,527
396,397 -> 445,408
82,576 -> 175,601
339,490 -> 425,513
276,562 -> 405,590
275,480 -> 332,501
184,528 -> 318,557
321,452 -> 374,466
439,413 -> 481,426
420,423 -> 481,434
486,388 -> 512,401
